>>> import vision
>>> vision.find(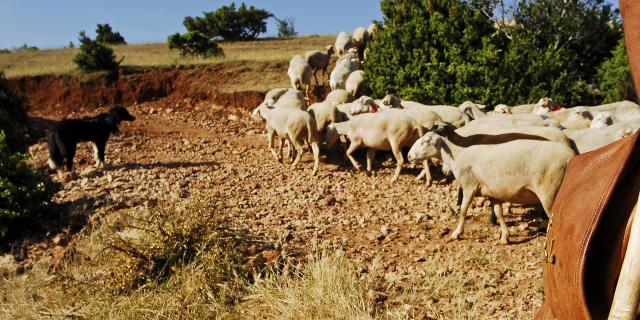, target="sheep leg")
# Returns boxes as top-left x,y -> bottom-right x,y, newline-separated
290,139 -> 304,170
268,130 -> 281,162
451,186 -> 477,241
415,160 -> 432,186
389,142 -> 404,183
346,141 -> 362,171
366,149 -> 375,172
310,141 -> 320,176
491,200 -> 510,244
288,139 -> 297,164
